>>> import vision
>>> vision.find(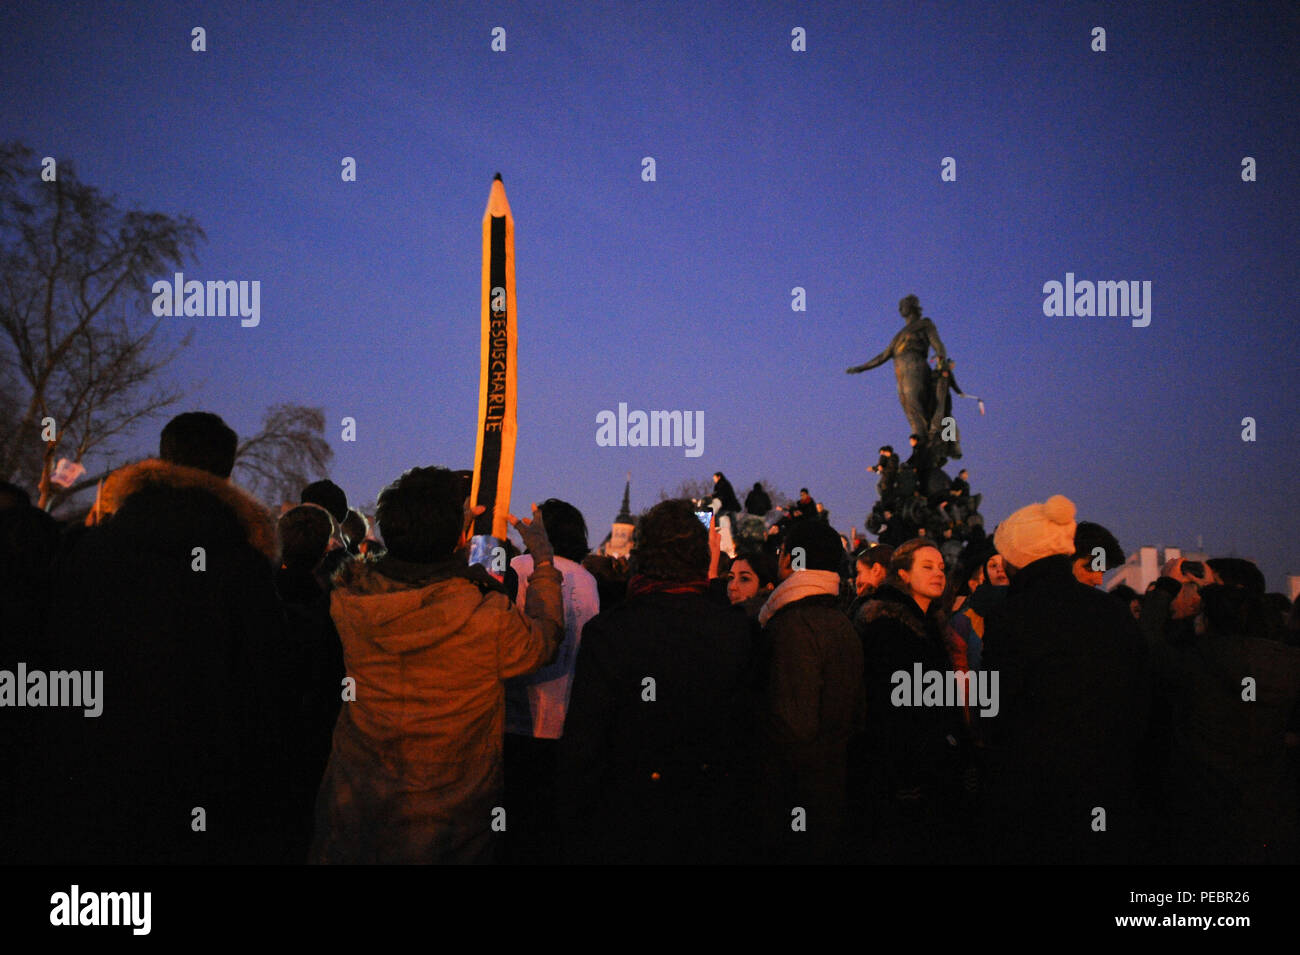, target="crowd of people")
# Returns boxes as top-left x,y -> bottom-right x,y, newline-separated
2,410 -> 1299,865
864,439 -> 985,553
